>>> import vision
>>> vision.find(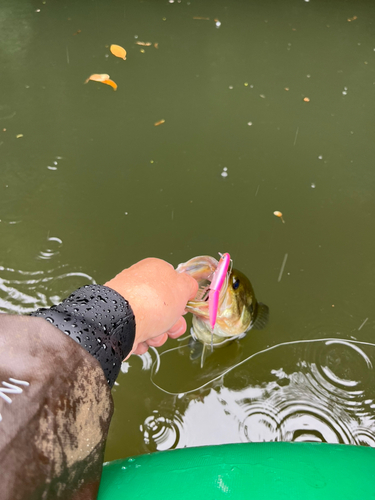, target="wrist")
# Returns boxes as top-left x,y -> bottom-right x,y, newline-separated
30,284 -> 136,387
